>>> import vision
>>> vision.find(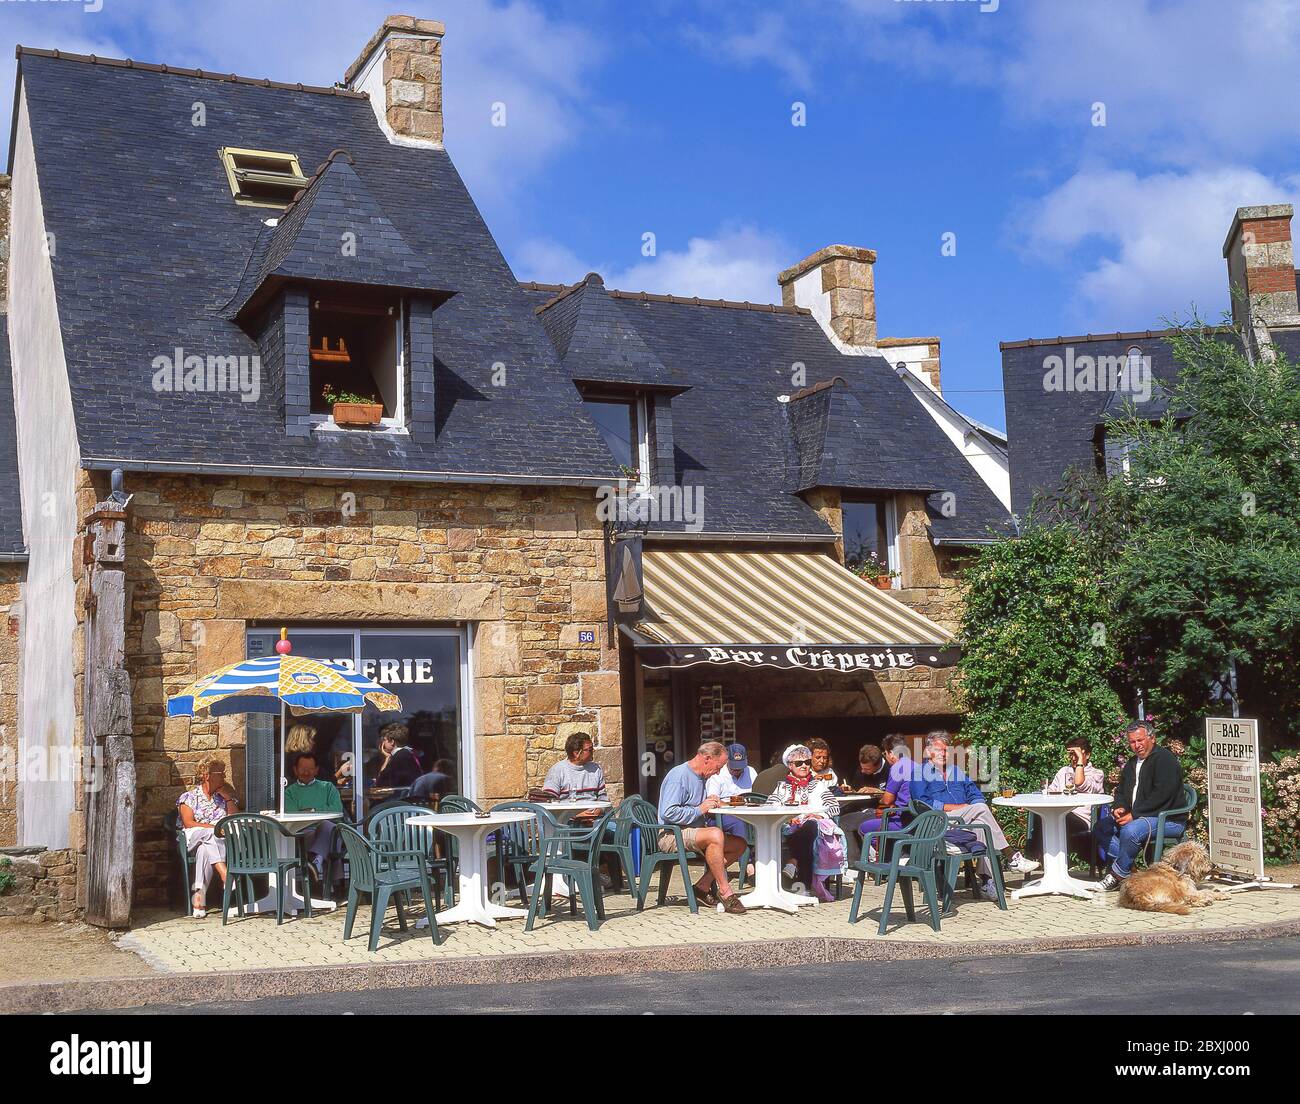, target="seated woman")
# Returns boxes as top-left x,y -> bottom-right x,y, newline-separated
766,744 -> 842,901
176,760 -> 241,918
1027,736 -> 1105,867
